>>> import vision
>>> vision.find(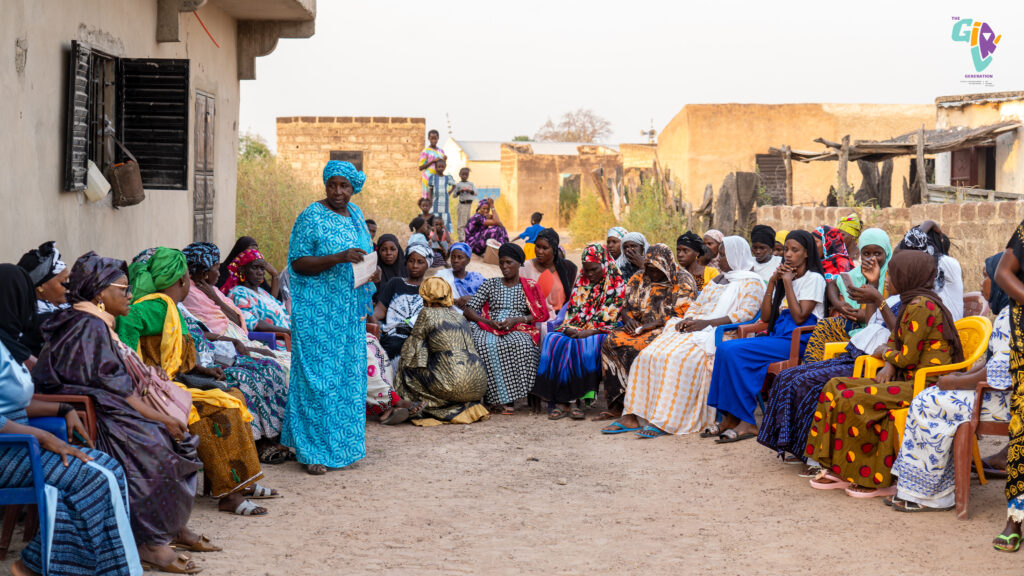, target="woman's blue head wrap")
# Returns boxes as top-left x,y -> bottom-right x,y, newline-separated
322,160 -> 367,193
